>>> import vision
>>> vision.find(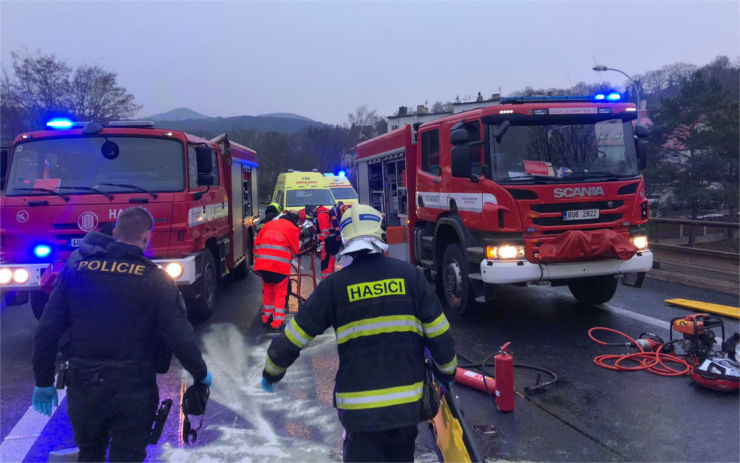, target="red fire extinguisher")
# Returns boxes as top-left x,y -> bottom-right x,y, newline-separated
454,342 -> 515,412
494,342 -> 514,412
